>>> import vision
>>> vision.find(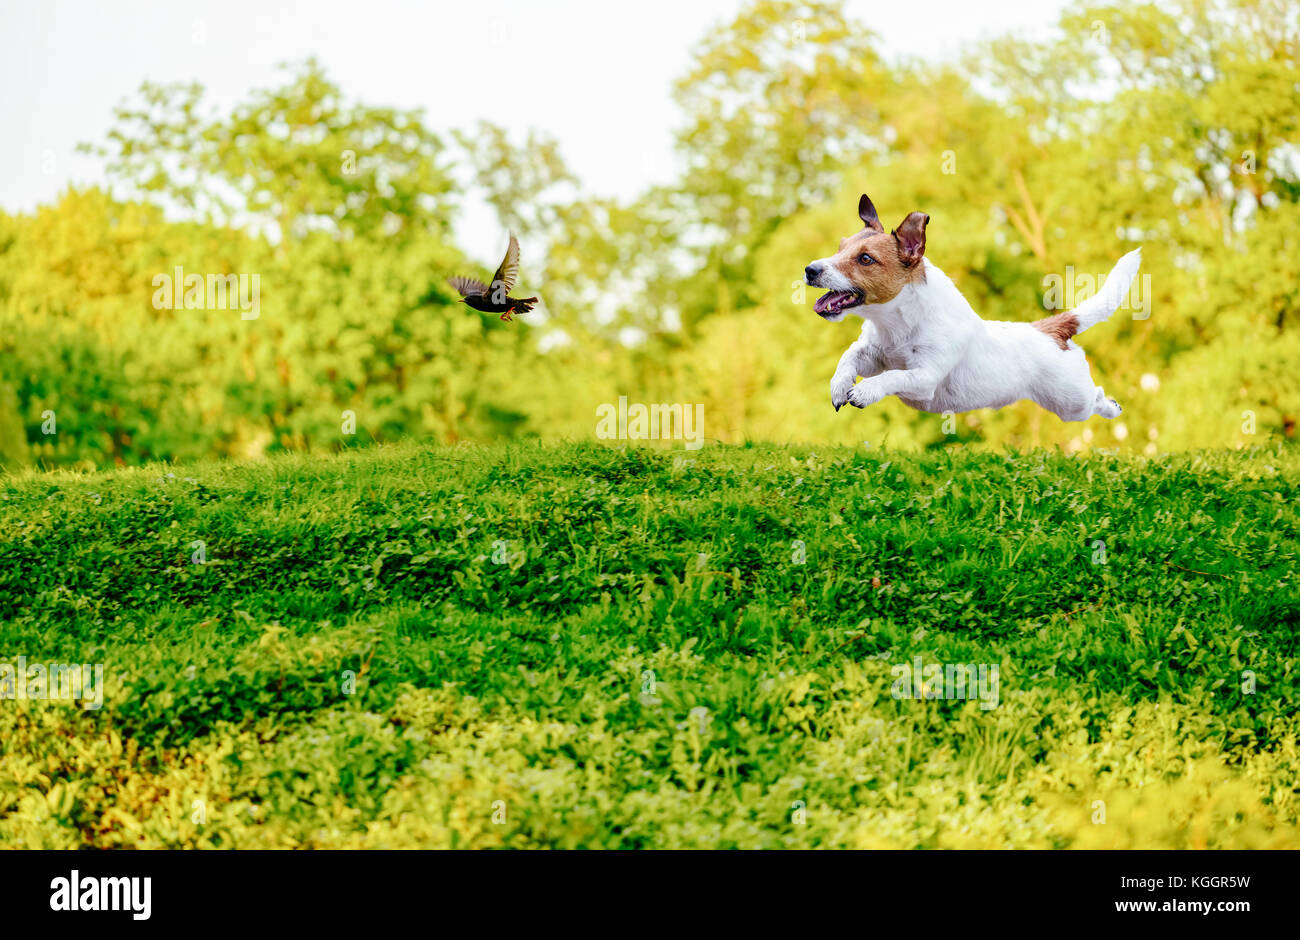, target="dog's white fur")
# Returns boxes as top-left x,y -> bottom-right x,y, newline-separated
809,249 -> 1142,421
